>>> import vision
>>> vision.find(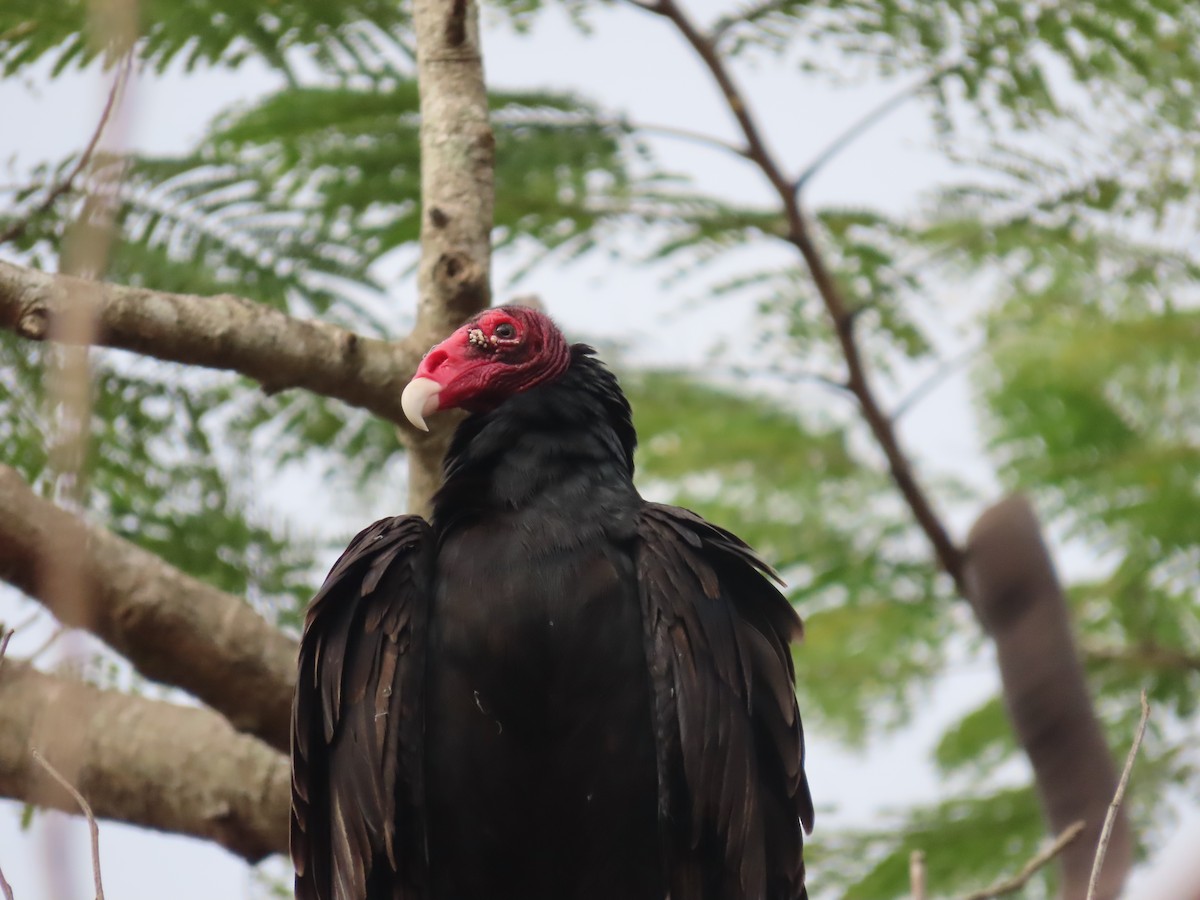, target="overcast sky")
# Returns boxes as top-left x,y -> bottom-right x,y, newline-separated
1,1 -> 1196,897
